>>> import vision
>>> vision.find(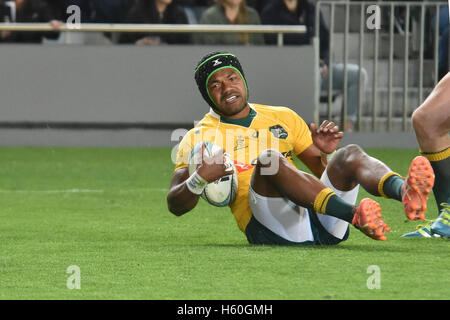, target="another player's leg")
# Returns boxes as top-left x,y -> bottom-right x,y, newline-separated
402,73 -> 450,238
412,73 -> 450,211
411,72 -> 450,215
251,149 -> 390,241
